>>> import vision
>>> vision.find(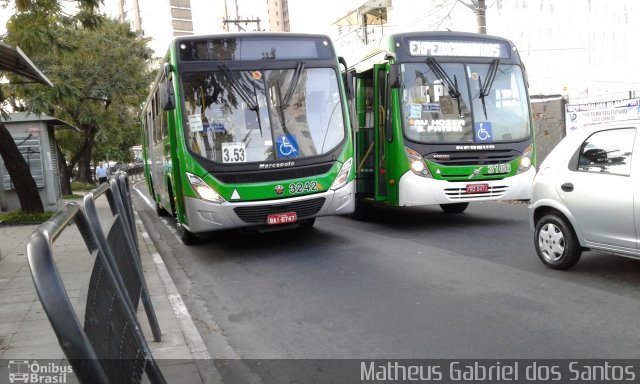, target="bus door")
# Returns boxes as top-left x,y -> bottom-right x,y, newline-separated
374,64 -> 387,199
